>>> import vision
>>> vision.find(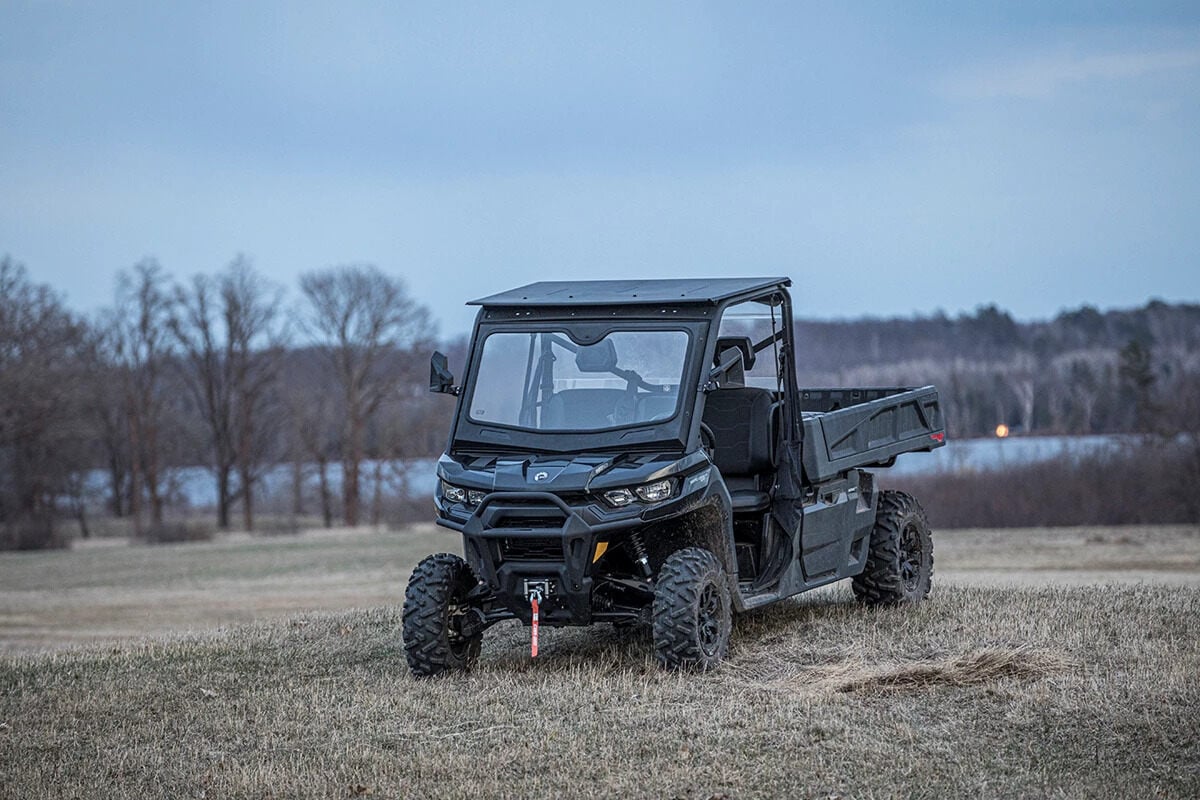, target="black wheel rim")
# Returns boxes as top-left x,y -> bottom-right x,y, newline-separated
899,522 -> 923,593
445,589 -> 472,657
697,583 -> 723,656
